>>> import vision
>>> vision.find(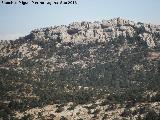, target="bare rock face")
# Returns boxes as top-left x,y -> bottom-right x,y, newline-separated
18,17 -> 160,49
